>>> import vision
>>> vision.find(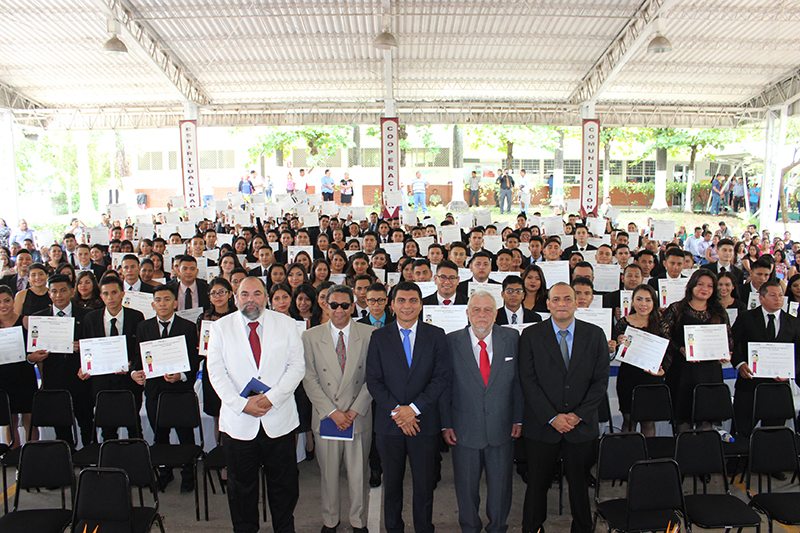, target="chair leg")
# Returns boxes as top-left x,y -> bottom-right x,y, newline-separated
2,464 -> 7,515
194,462 -> 200,521
591,511 -> 598,533
156,514 -> 166,533
261,466 -> 267,523
207,468 -> 217,495
203,461 -> 209,521
558,461 -> 564,515
218,469 -> 226,494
